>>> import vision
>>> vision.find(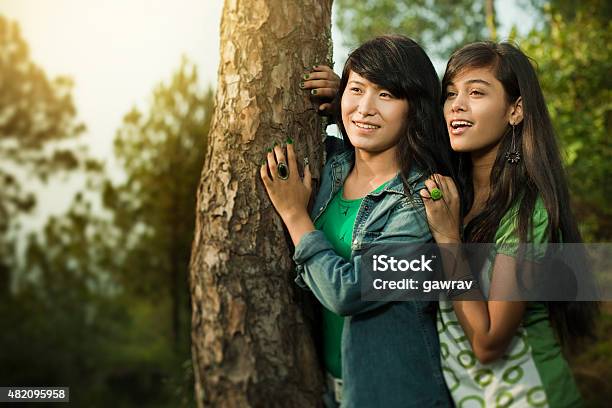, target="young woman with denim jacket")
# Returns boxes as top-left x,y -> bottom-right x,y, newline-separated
260,35 -> 455,407
419,42 -> 599,407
